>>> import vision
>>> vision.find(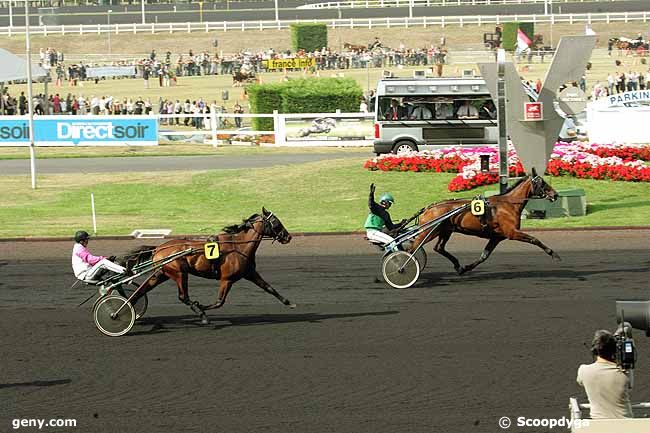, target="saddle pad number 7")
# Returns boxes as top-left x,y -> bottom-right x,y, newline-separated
204,242 -> 220,260
470,199 -> 485,216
